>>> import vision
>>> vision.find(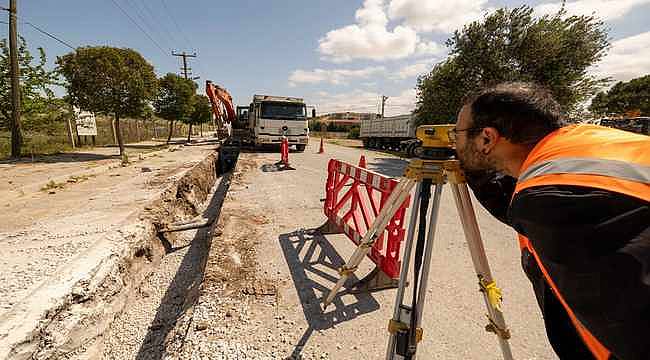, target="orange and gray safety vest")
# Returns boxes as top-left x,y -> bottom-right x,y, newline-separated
513,124 -> 650,359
